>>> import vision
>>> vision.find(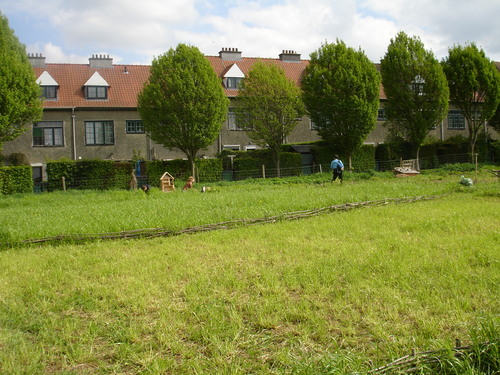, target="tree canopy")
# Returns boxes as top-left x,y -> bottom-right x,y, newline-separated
0,13 -> 43,150
235,61 -> 304,176
442,43 -> 500,157
380,32 -> 449,166
137,44 -> 229,175
301,40 -> 381,169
